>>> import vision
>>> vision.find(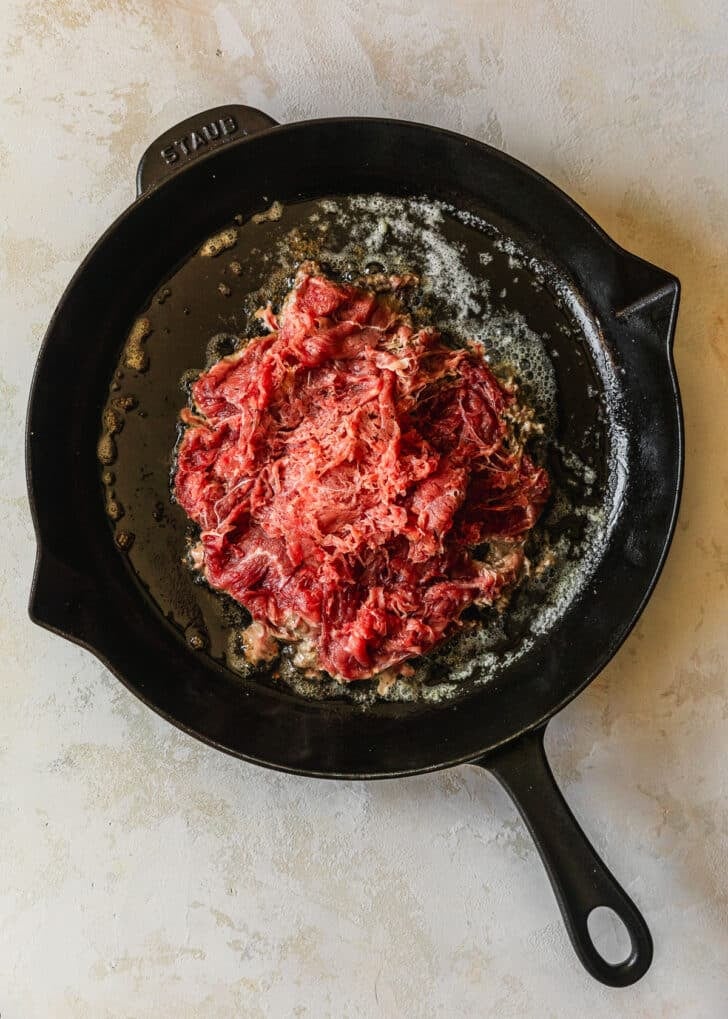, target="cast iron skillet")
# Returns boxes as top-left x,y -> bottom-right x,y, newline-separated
27,106 -> 683,986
